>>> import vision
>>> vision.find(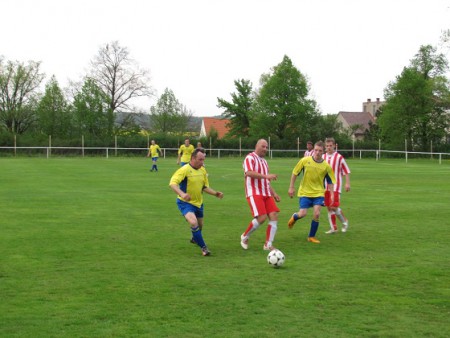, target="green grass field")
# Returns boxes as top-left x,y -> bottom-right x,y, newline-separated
1,157 -> 449,337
